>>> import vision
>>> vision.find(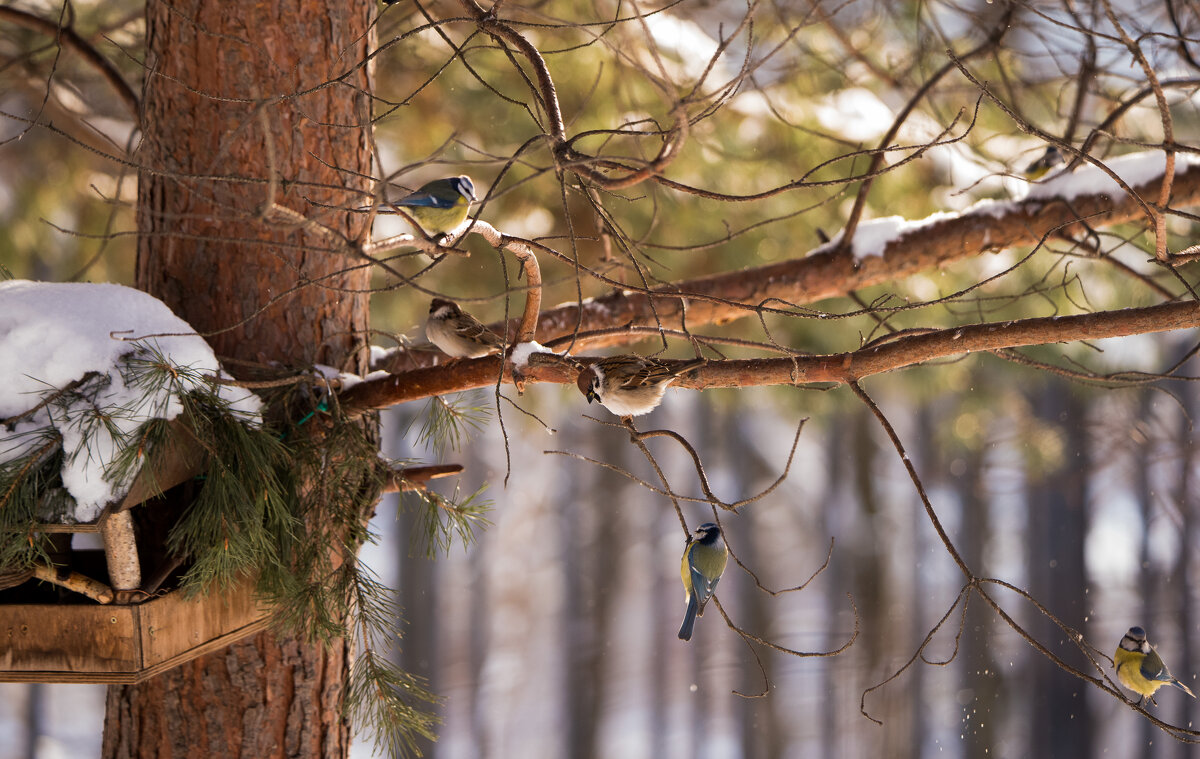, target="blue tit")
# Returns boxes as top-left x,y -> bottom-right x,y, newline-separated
1023,145 -> 1063,180
678,522 -> 728,641
392,175 -> 477,238
1115,626 -> 1196,706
